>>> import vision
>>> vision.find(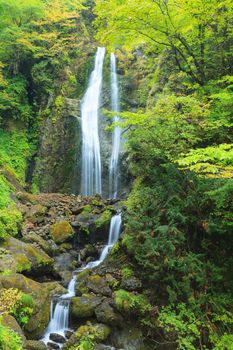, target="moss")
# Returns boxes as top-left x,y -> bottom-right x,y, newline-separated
0,208 -> 22,241
76,322 -> 111,342
114,289 -> 152,316
50,220 -> 74,244
16,254 -> 32,273
121,266 -> 134,279
95,210 -> 113,229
